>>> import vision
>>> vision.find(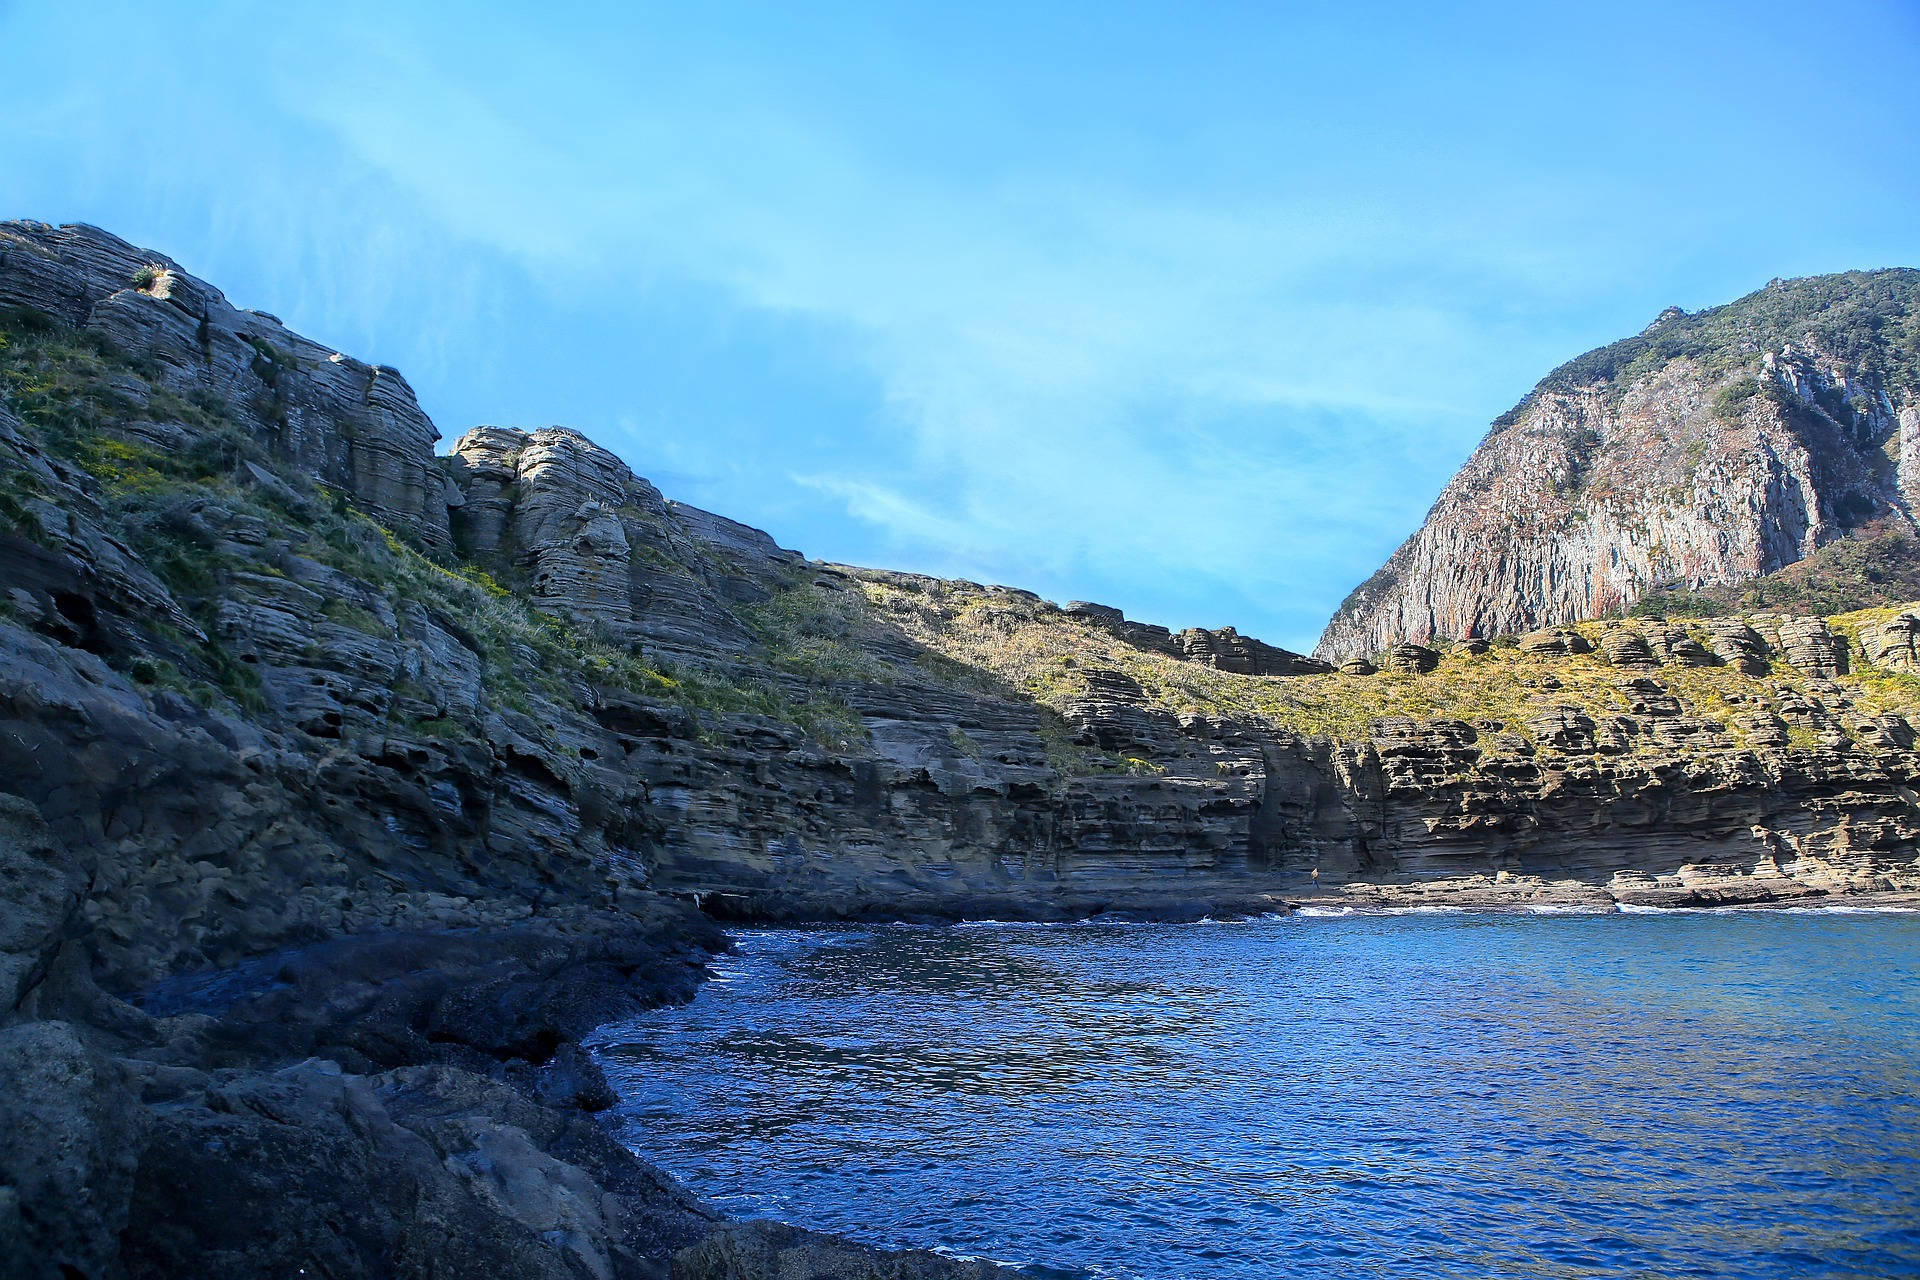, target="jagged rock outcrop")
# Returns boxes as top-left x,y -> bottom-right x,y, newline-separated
3,222 -> 1919,1278
1178,626 -> 1335,675
0,220 -> 453,550
1318,270 -> 1920,661
1061,602 -> 1332,675
1864,612 -> 1920,671
447,425 -> 801,656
